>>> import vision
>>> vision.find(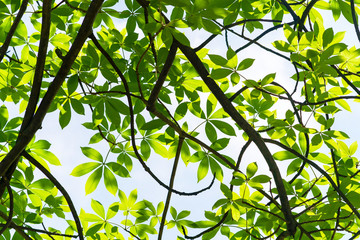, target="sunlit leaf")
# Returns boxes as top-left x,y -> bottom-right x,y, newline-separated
81,147 -> 103,162
71,162 -> 101,177
85,167 -> 103,195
